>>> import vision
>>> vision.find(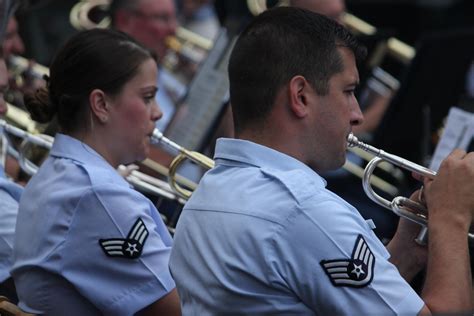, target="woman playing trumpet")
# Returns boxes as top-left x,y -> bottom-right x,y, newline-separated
11,28 -> 180,315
